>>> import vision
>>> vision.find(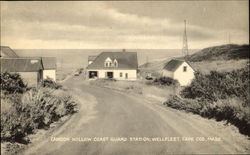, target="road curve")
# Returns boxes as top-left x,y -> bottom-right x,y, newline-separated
23,76 -> 249,155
